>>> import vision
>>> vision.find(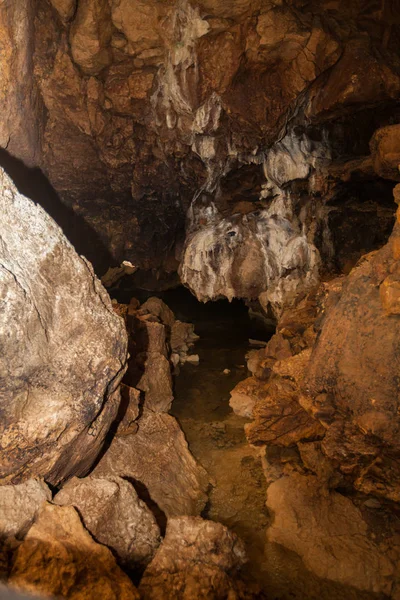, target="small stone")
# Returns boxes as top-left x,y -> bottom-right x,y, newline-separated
363,498 -> 382,509
185,354 -> 200,365
223,368 -> 230,374
249,339 -> 267,348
